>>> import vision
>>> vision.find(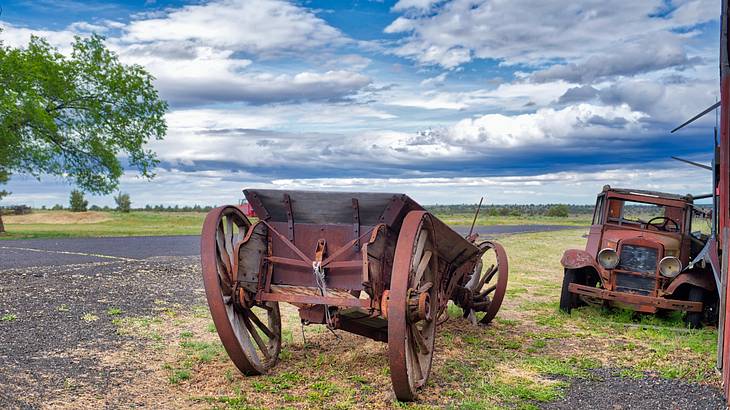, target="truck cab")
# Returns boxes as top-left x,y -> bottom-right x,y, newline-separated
560,186 -> 716,327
